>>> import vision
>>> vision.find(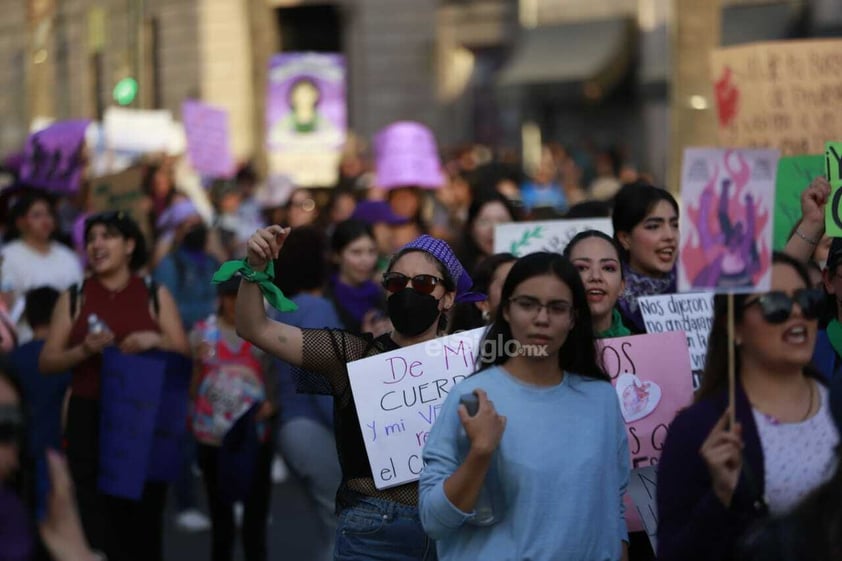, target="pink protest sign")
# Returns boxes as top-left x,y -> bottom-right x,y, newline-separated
181,100 -> 235,178
374,121 -> 444,190
599,331 -> 694,532
679,147 -> 779,293
20,119 -> 90,193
